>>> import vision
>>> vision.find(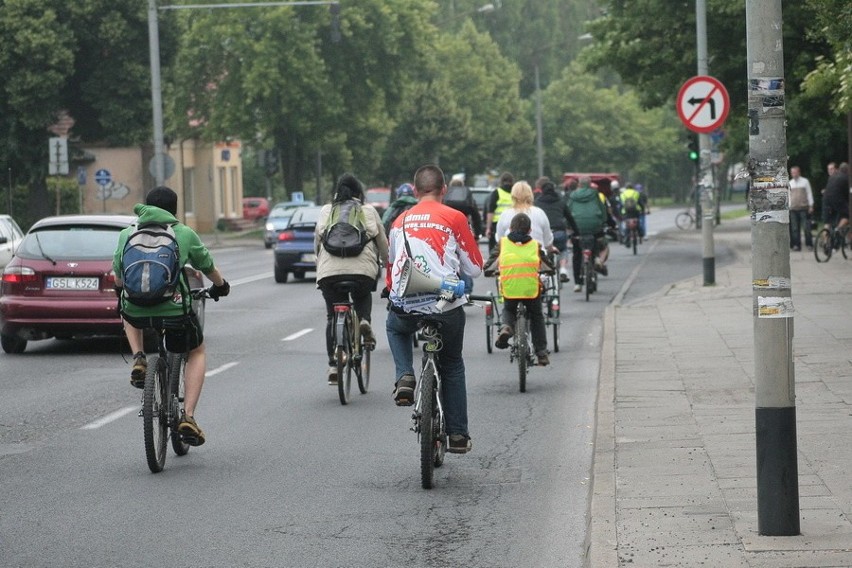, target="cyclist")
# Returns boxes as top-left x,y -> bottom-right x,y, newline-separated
567,176 -> 609,292
494,181 -> 554,250
484,172 -> 515,251
619,183 -> 643,244
114,186 -> 230,447
385,164 -> 483,454
316,173 -> 388,385
534,178 -> 579,282
483,212 -> 554,366
381,182 -> 417,235
822,162 -> 849,235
